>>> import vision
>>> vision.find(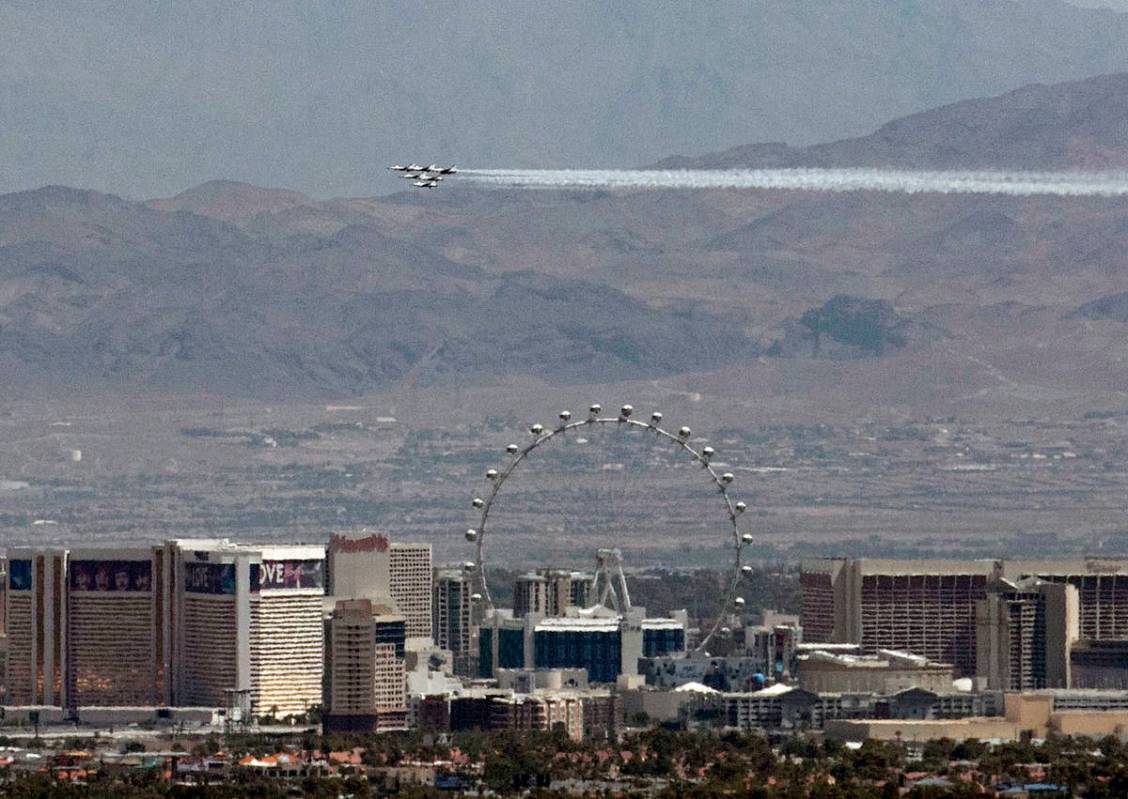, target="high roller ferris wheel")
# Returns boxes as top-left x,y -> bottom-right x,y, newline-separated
462,403 -> 754,651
